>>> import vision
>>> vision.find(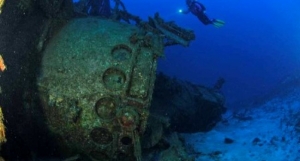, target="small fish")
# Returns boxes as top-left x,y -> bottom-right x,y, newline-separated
0,0 -> 4,14
0,55 -> 6,72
